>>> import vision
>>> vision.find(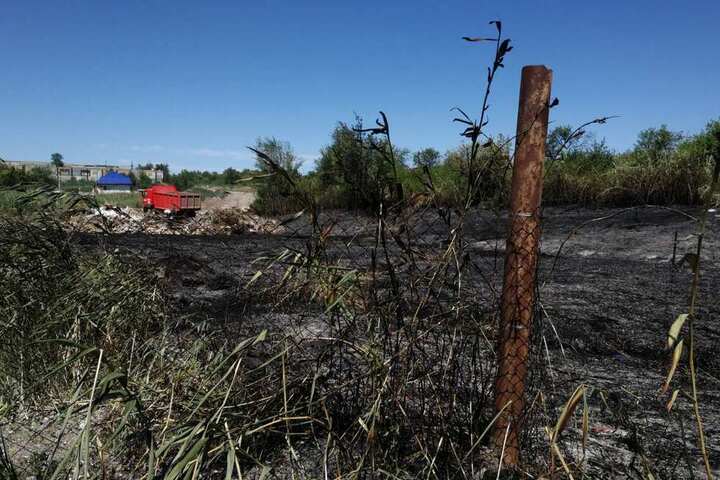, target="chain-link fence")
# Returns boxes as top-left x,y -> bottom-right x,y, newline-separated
493,209 -> 542,464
